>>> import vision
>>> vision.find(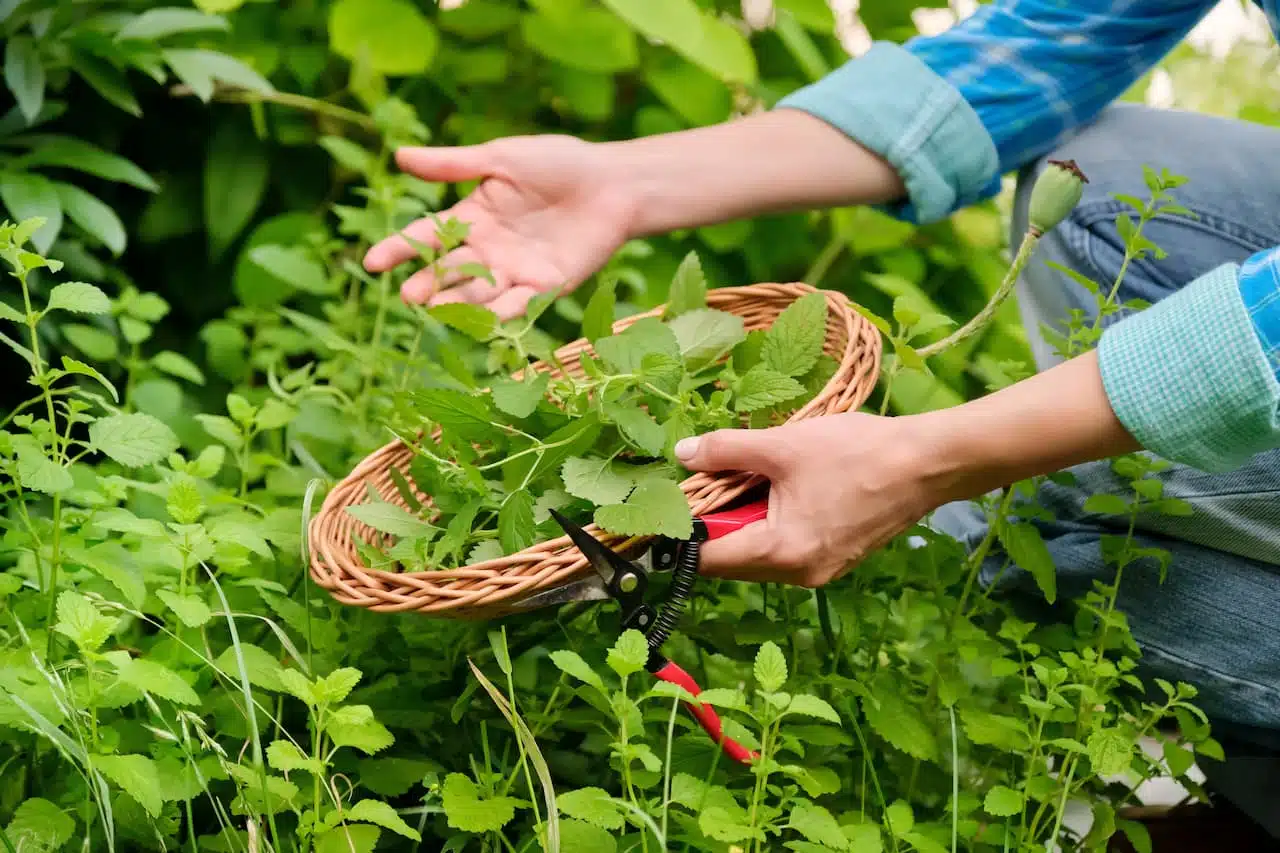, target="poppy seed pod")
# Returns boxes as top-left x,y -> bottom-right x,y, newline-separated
1028,159 -> 1088,235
